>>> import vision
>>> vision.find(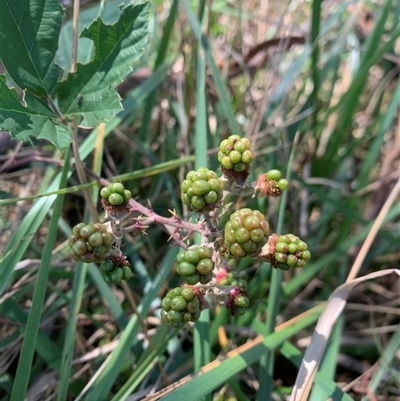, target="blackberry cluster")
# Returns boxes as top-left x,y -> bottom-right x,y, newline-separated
181,167 -> 223,211
215,269 -> 247,290
218,135 -> 254,172
99,260 -> 133,284
224,208 -> 269,258
100,183 -> 131,206
224,287 -> 250,316
160,287 -> 202,328
68,223 -> 113,263
176,247 -> 214,285
273,234 -> 311,270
